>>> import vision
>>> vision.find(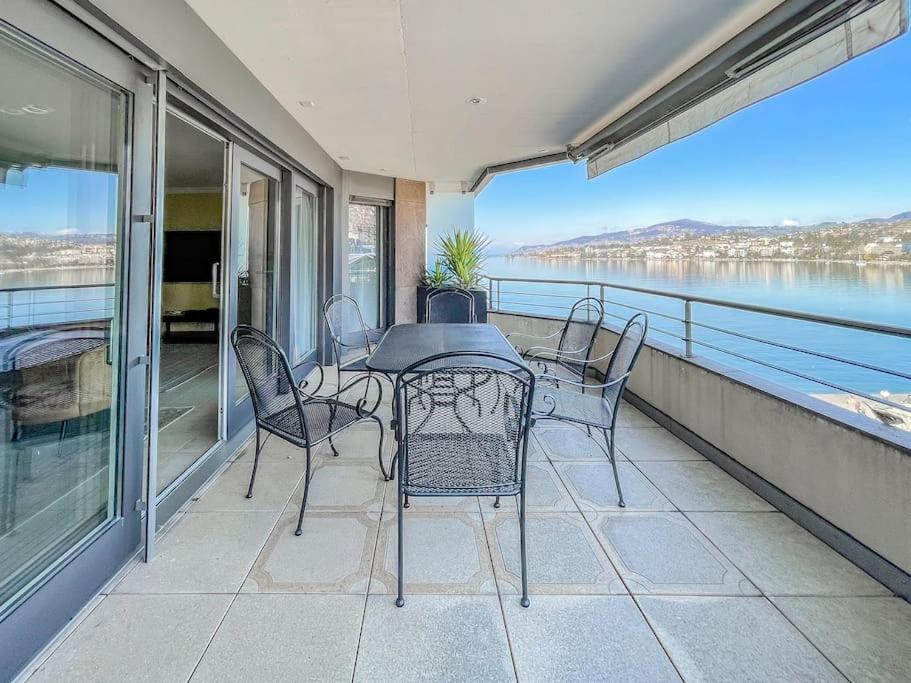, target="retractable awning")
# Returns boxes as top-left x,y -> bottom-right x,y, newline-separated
580,0 -> 907,179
